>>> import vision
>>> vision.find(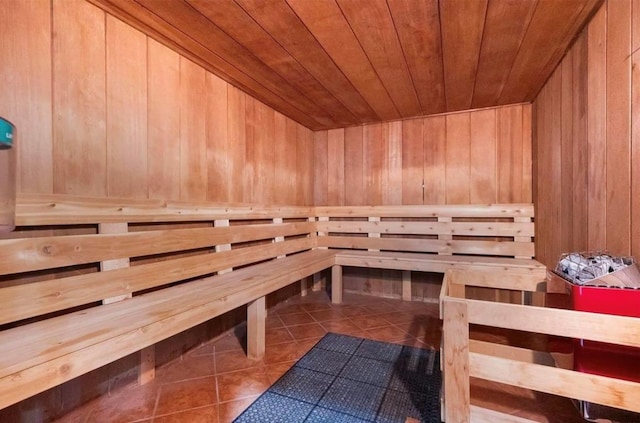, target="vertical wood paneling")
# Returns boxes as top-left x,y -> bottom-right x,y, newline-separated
497,106 -> 524,202
205,72 -> 228,202
254,101 -> 275,204
13,3 -> 314,207
387,122 -> 403,205
148,39 -> 180,201
445,114 -> 471,203
632,2 -> 640,257
179,57 -> 207,201
284,118 -> 299,205
273,113 -> 295,205
533,0 -> 640,264
423,116 -> 447,204
244,96 -> 258,203
469,109 -> 496,203
587,6 -> 607,250
364,123 -> 387,205
572,34 -> 589,252
314,131 -> 328,206
0,0 -> 53,194
53,0 -> 107,196
327,129 -> 345,206
560,55 -> 574,253
106,16 -> 148,198
344,126 -> 366,206
401,119 -> 424,204
521,105 -> 533,203
296,123 -> 314,206
227,86 -> 246,203
605,0 -> 631,255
